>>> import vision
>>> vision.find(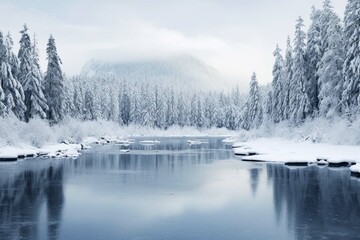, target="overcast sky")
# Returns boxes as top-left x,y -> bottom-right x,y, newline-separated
0,0 -> 346,85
